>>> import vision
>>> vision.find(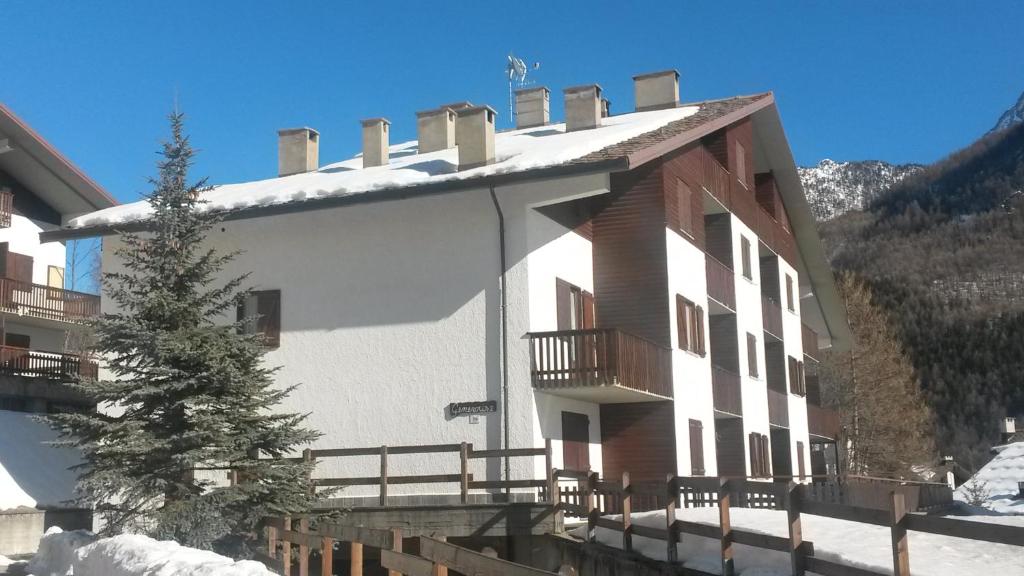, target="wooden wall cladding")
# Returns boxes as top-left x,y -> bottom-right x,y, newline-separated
600,401 -> 677,482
